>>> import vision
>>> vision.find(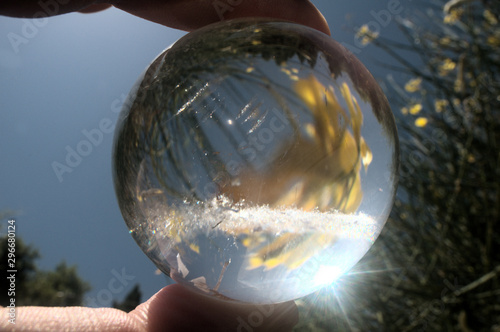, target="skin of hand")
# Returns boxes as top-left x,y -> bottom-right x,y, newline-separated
0,0 -> 330,34
0,1 -> 330,330
0,284 -> 299,331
